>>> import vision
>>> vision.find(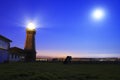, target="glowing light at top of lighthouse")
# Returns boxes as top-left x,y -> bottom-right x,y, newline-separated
26,22 -> 36,31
